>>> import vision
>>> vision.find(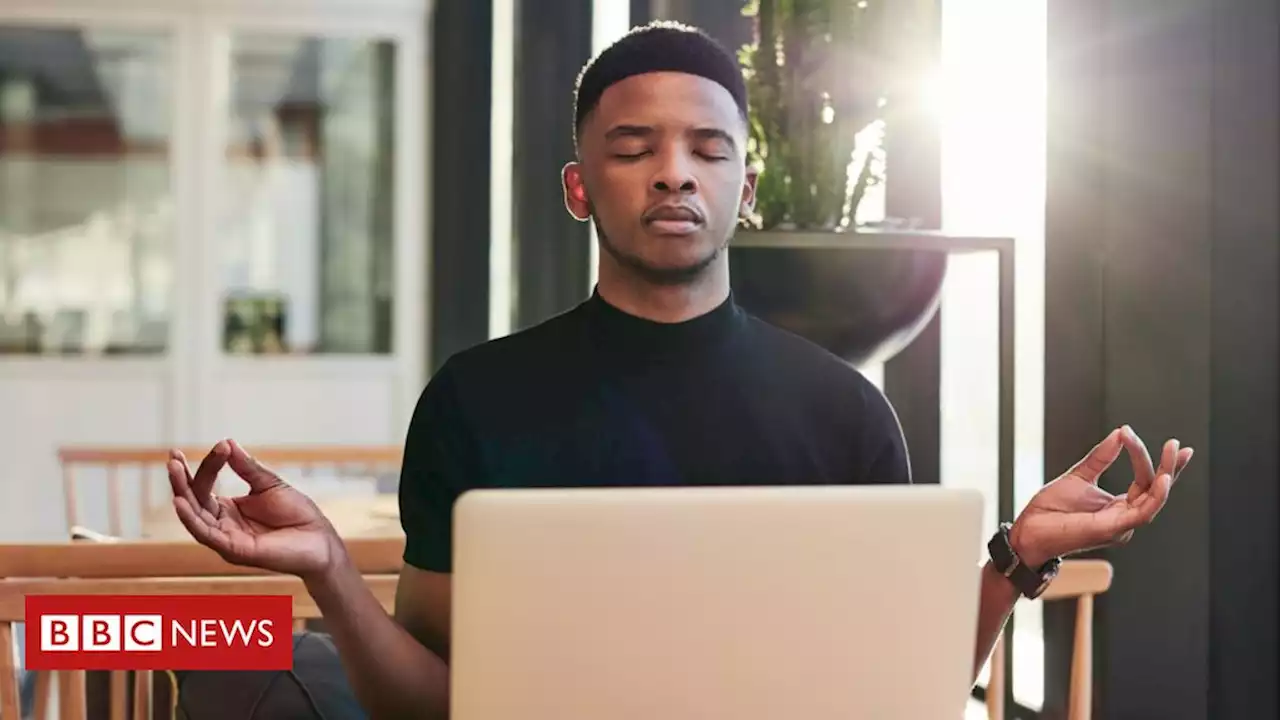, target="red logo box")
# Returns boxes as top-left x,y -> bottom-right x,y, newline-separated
25,595 -> 294,671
